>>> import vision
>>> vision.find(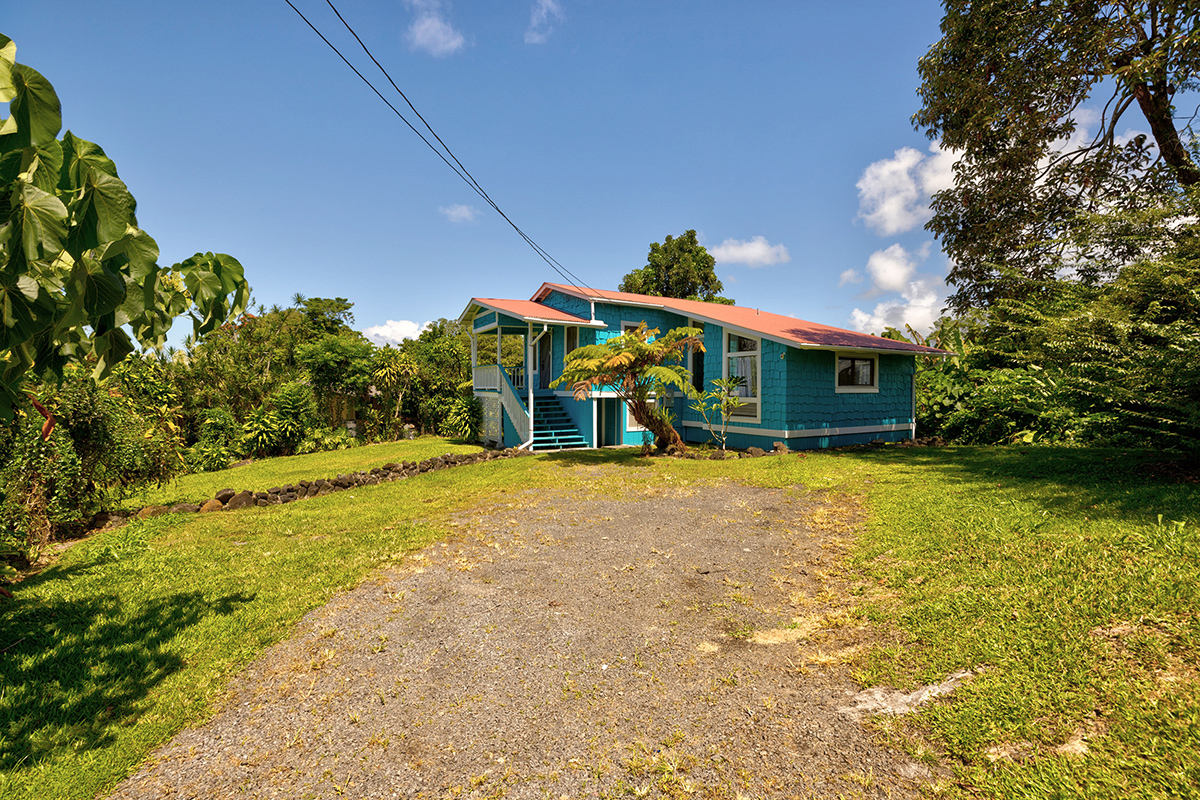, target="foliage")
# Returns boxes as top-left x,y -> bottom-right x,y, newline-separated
0,33 -> 250,420
897,231 -> 1200,448
295,332 -> 375,429
401,319 -> 471,435
370,346 -> 418,440
443,396 -> 482,442
295,426 -> 359,455
269,380 -> 318,452
915,1 -> 1200,312
184,408 -> 240,473
297,295 -> 355,335
0,368 -> 185,557
239,405 -> 282,460
176,303 -> 308,427
618,230 -> 734,304
553,323 -> 703,452
0,420 -> 85,559
686,376 -> 746,450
